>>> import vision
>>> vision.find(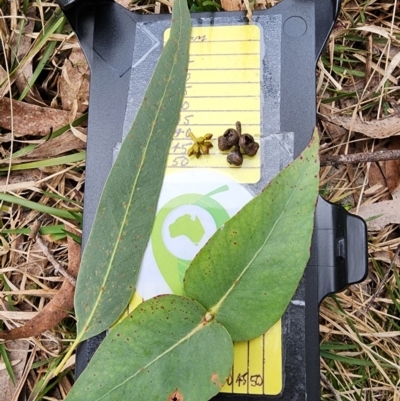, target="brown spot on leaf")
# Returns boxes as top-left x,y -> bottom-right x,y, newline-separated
168,389 -> 183,401
211,373 -> 224,388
